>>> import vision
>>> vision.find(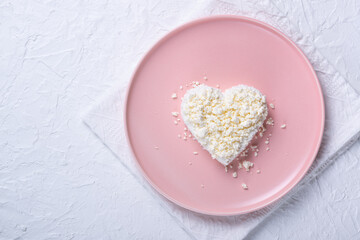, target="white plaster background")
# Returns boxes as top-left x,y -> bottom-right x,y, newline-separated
0,0 -> 359,239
